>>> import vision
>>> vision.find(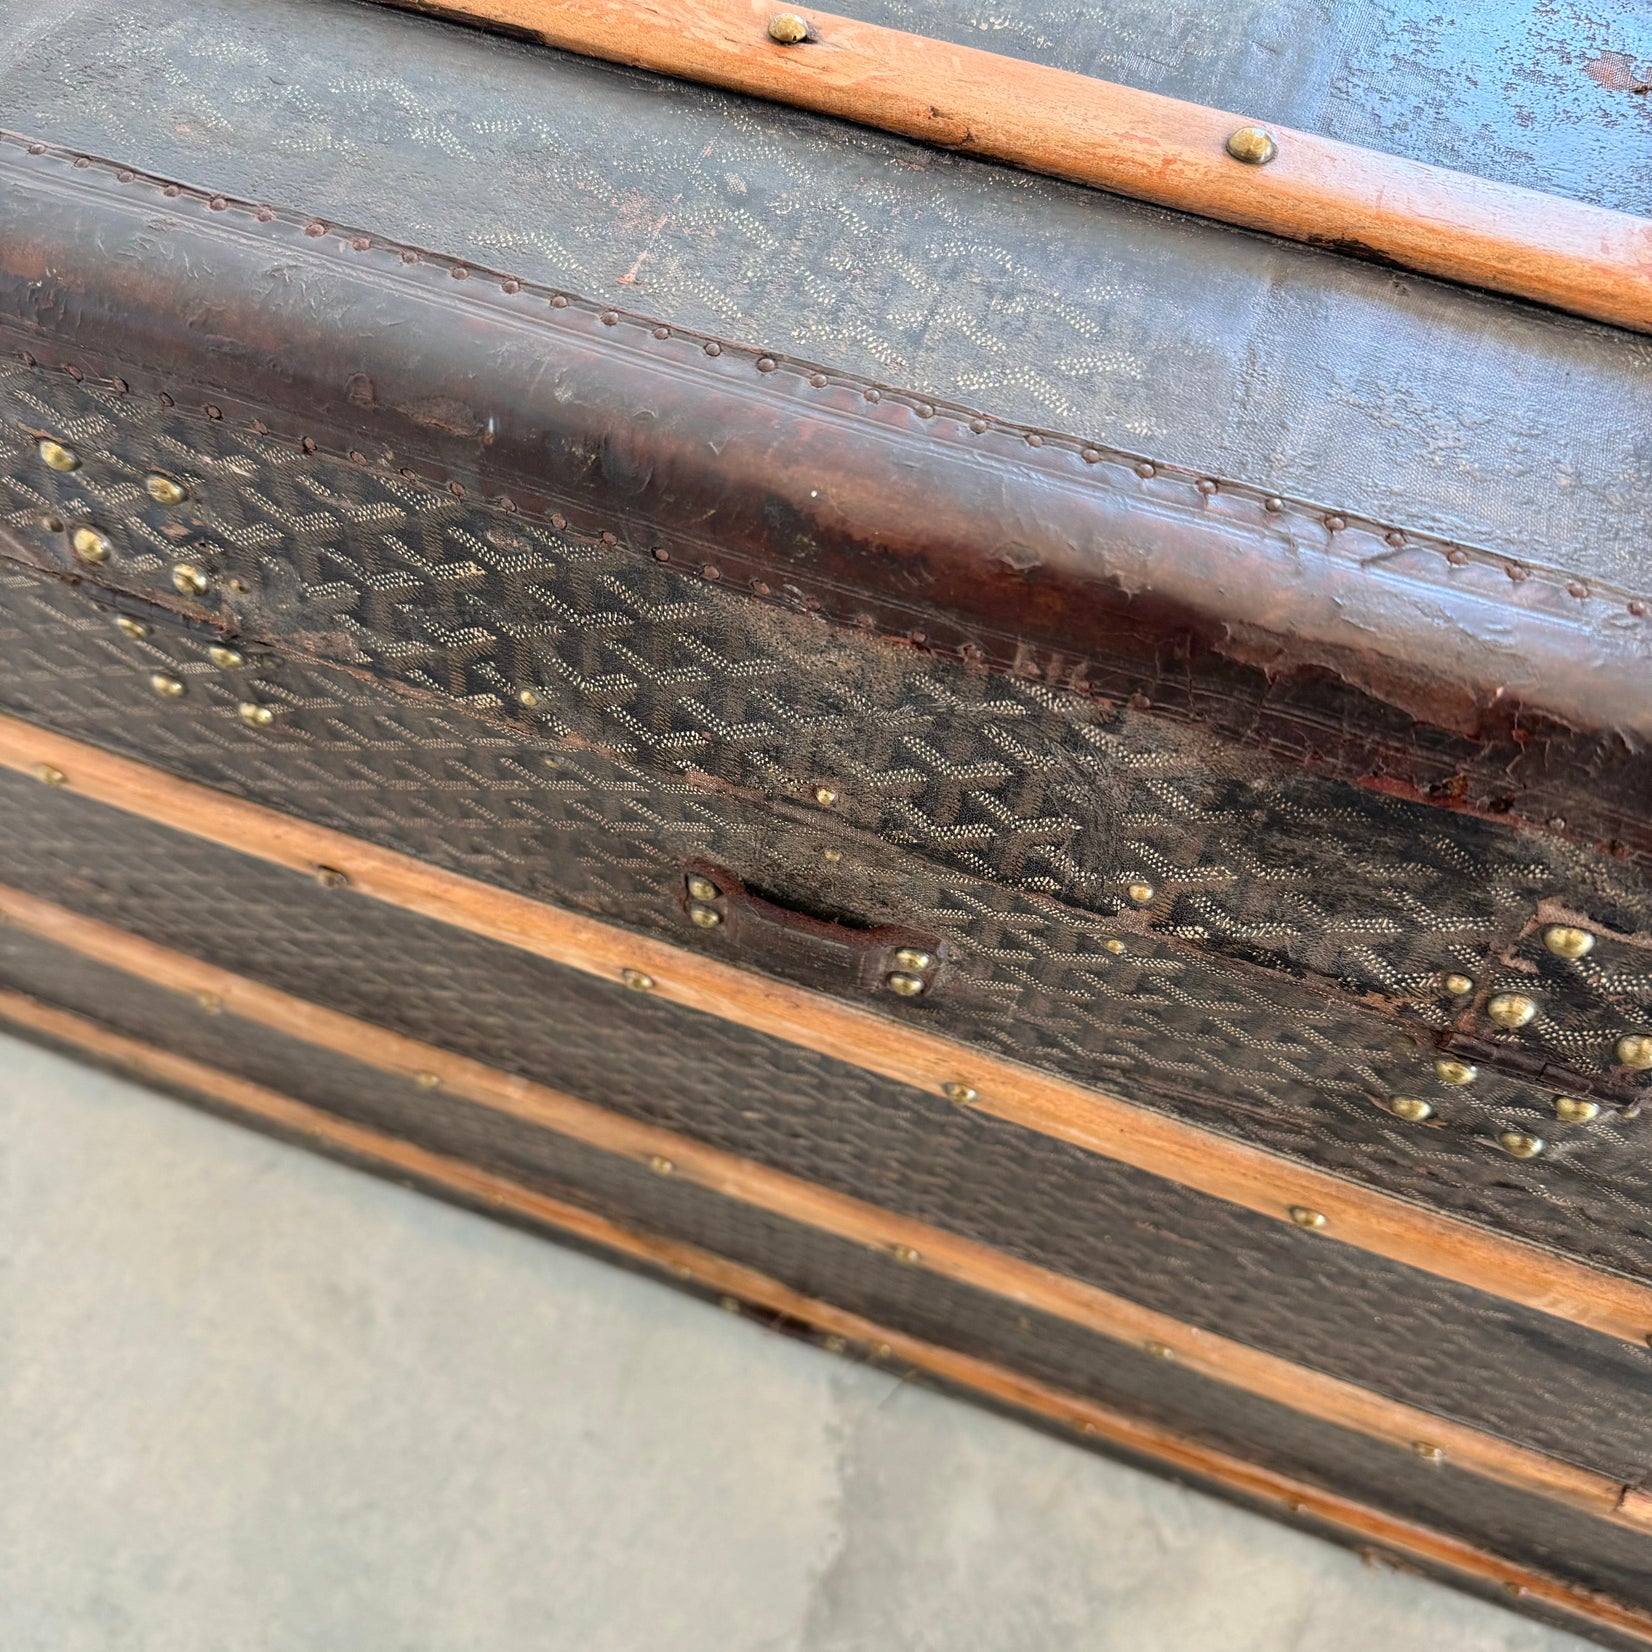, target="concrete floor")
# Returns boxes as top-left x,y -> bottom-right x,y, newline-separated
0,1033 -> 1591,1652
